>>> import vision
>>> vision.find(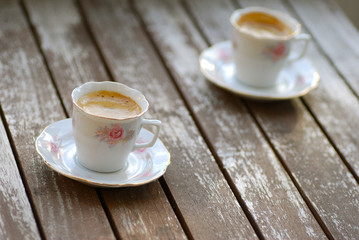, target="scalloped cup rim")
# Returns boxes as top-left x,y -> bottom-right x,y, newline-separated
230,6 -> 301,41
71,81 -> 149,121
